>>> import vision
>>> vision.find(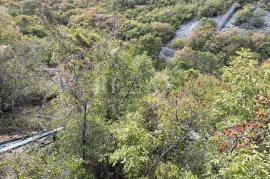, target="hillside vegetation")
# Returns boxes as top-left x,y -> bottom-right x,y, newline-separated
0,0 -> 270,178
